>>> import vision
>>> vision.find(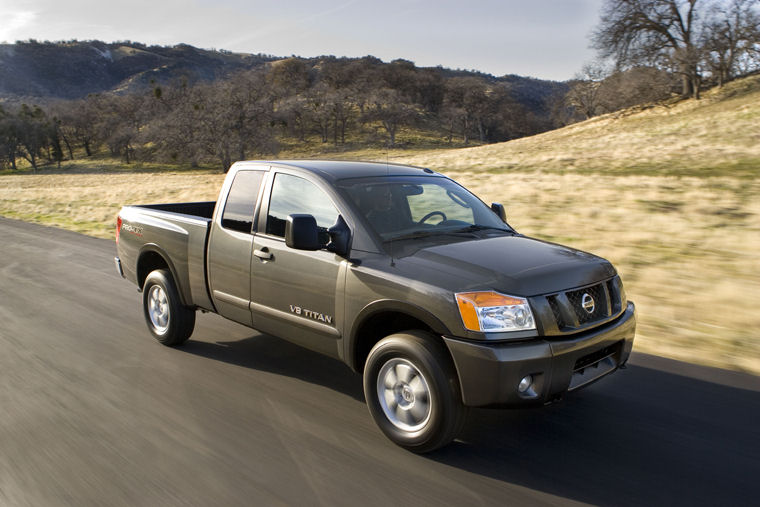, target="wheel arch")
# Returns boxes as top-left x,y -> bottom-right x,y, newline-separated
136,244 -> 190,307
347,299 -> 452,373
